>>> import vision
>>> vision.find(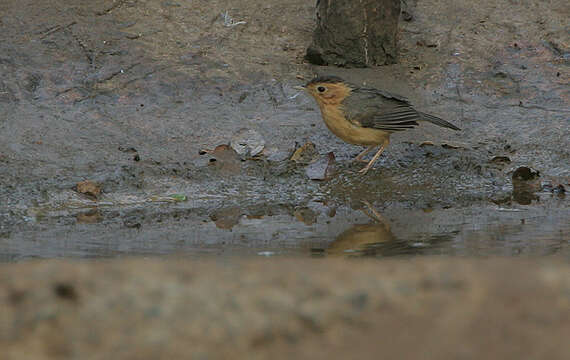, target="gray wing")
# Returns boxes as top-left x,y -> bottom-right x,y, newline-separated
341,88 -> 421,132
